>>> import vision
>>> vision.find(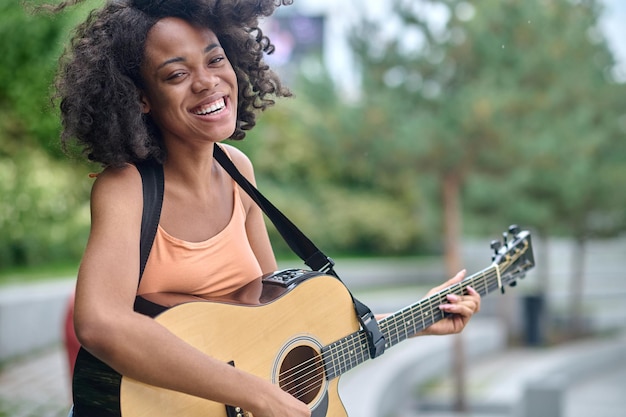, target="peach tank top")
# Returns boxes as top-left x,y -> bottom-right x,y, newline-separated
138,176 -> 263,298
